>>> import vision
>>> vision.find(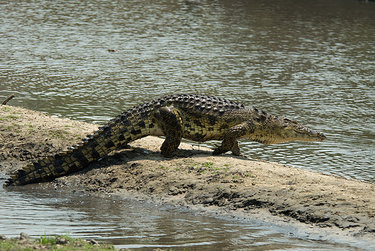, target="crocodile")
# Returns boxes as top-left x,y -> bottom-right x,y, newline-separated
4,94 -> 326,187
